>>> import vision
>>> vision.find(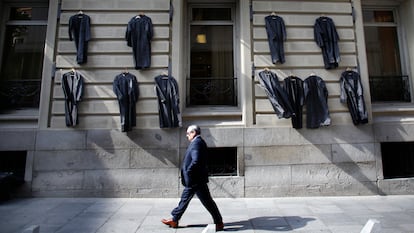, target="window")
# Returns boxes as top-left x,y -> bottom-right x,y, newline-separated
381,142 -> 414,179
207,147 -> 237,176
0,4 -> 48,111
0,151 -> 27,180
363,9 -> 410,102
187,4 -> 237,106
0,151 -> 26,200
